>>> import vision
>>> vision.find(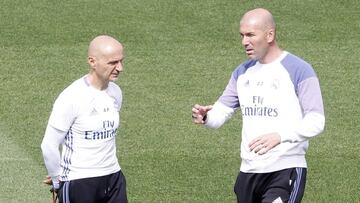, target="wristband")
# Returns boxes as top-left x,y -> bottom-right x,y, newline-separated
51,176 -> 60,189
